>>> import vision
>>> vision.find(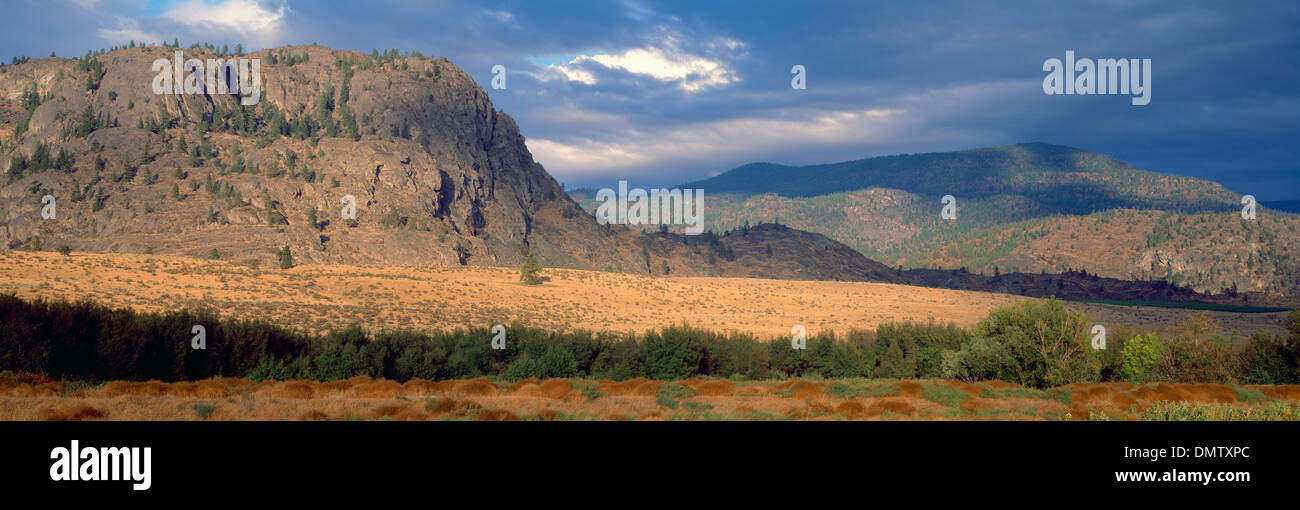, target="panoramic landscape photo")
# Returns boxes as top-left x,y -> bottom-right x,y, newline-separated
0,0 -> 1298,422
